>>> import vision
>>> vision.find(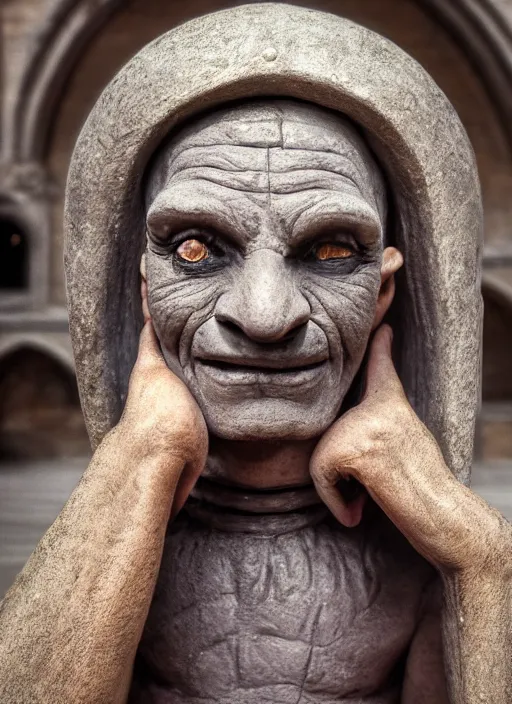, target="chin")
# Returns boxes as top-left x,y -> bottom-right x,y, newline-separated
201,398 -> 339,442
